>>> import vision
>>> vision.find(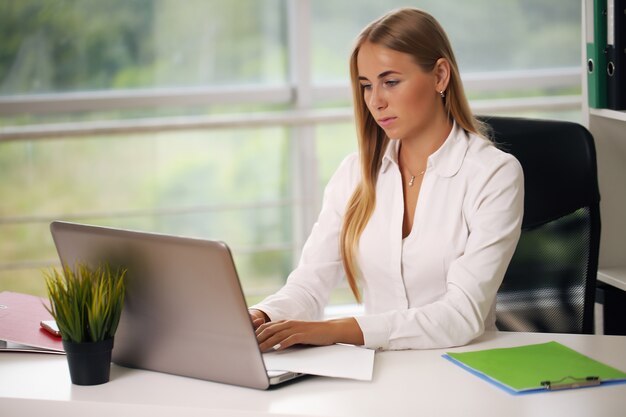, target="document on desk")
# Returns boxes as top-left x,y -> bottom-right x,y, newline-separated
263,344 -> 375,381
0,291 -> 64,353
444,341 -> 626,394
